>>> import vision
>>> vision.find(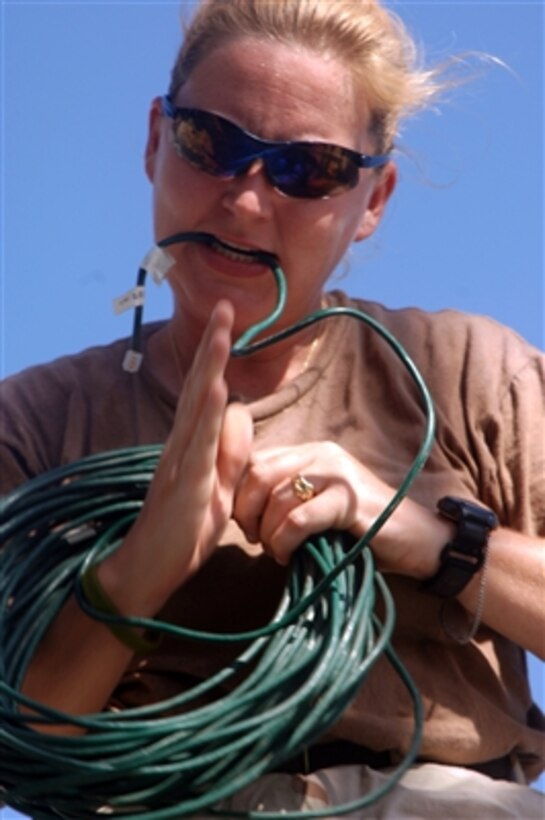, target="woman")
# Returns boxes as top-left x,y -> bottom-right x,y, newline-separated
1,0 -> 544,816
